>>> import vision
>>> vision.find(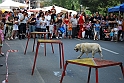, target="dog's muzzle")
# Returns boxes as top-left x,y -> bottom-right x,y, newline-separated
74,48 -> 78,52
